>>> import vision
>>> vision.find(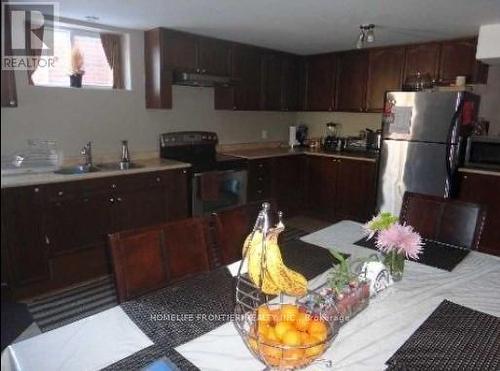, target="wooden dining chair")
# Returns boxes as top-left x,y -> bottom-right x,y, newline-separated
108,217 -> 211,302
399,192 -> 486,249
